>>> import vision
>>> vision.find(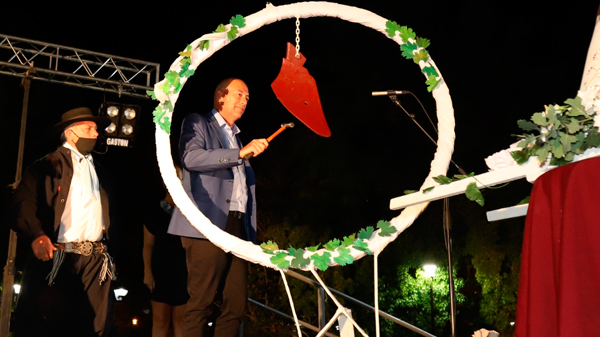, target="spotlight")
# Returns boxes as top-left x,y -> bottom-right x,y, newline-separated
98,102 -> 140,148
